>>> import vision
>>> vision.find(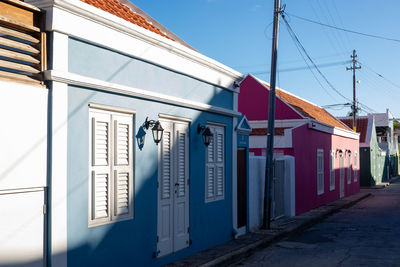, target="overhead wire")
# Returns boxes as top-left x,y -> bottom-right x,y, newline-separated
281,13 -> 378,114
281,14 -> 348,102
285,12 -> 400,43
